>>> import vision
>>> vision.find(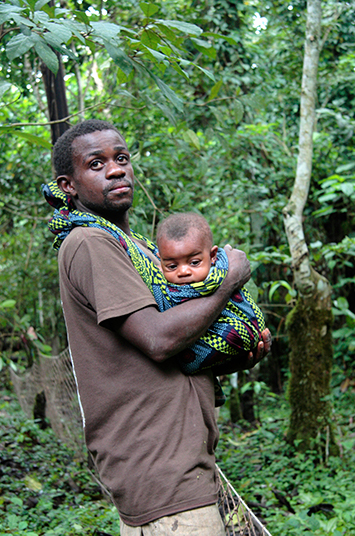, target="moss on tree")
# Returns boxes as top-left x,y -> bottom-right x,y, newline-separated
286,291 -> 339,456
